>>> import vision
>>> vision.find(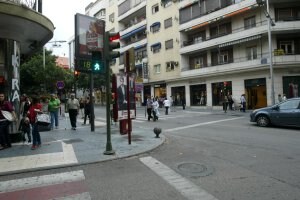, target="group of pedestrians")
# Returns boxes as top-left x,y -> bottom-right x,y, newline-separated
222,93 -> 246,113
146,96 -> 173,121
